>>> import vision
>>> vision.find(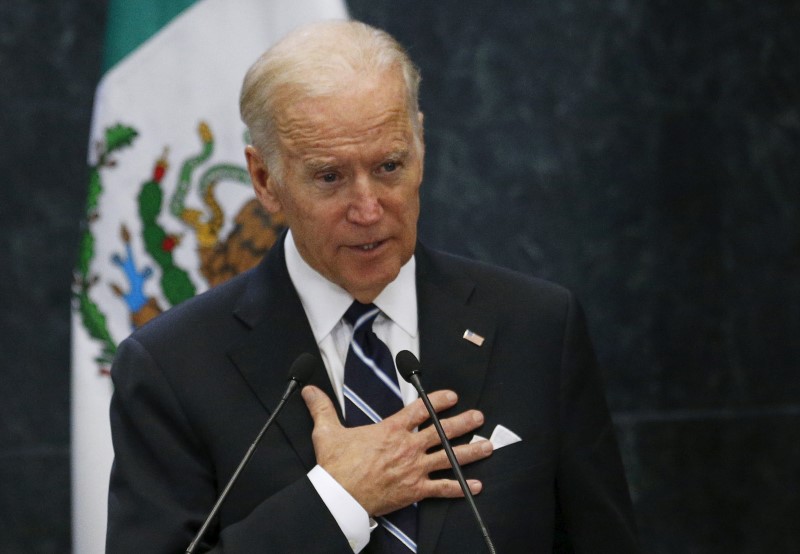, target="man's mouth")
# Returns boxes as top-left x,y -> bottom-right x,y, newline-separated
355,240 -> 384,251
